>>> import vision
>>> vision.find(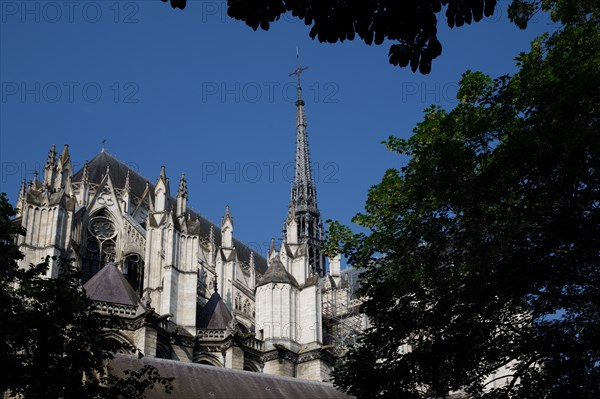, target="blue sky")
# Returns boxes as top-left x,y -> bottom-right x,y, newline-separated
0,0 -> 554,261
